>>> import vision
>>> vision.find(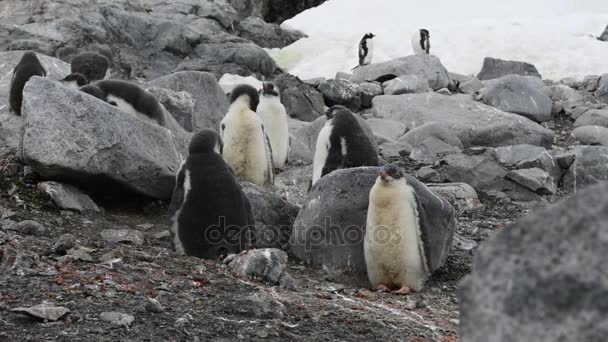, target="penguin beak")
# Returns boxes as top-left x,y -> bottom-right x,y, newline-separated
379,171 -> 389,180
